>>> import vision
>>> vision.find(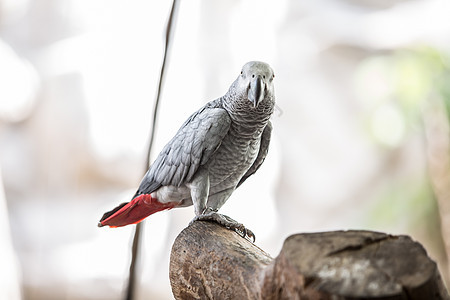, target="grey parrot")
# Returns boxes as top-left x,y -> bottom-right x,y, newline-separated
98,61 -> 275,240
